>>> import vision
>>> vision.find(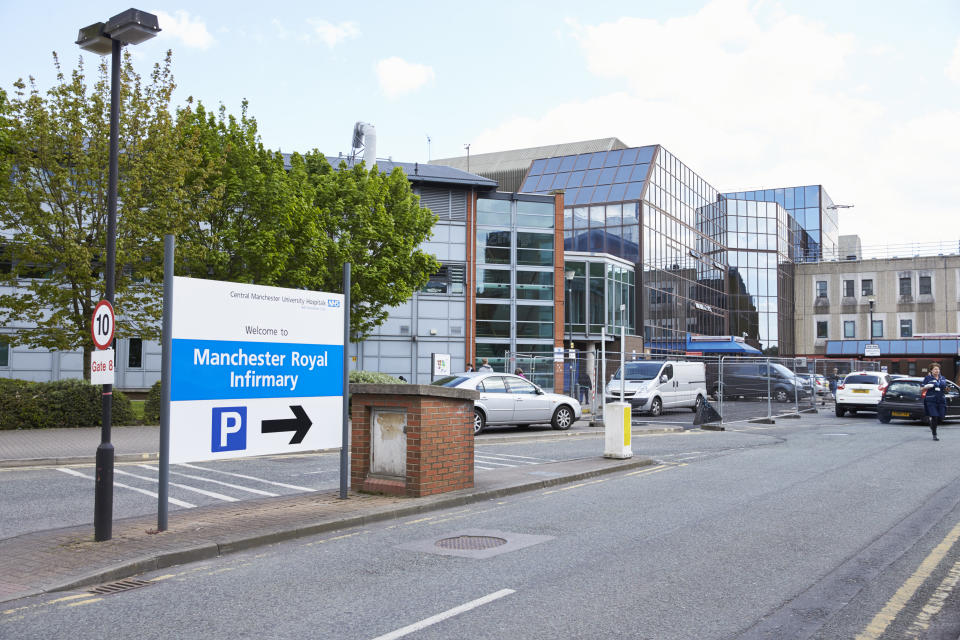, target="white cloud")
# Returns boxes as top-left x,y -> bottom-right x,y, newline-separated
154,10 -> 215,49
474,0 -> 960,246
308,20 -> 360,48
947,37 -> 960,84
376,57 -> 435,99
